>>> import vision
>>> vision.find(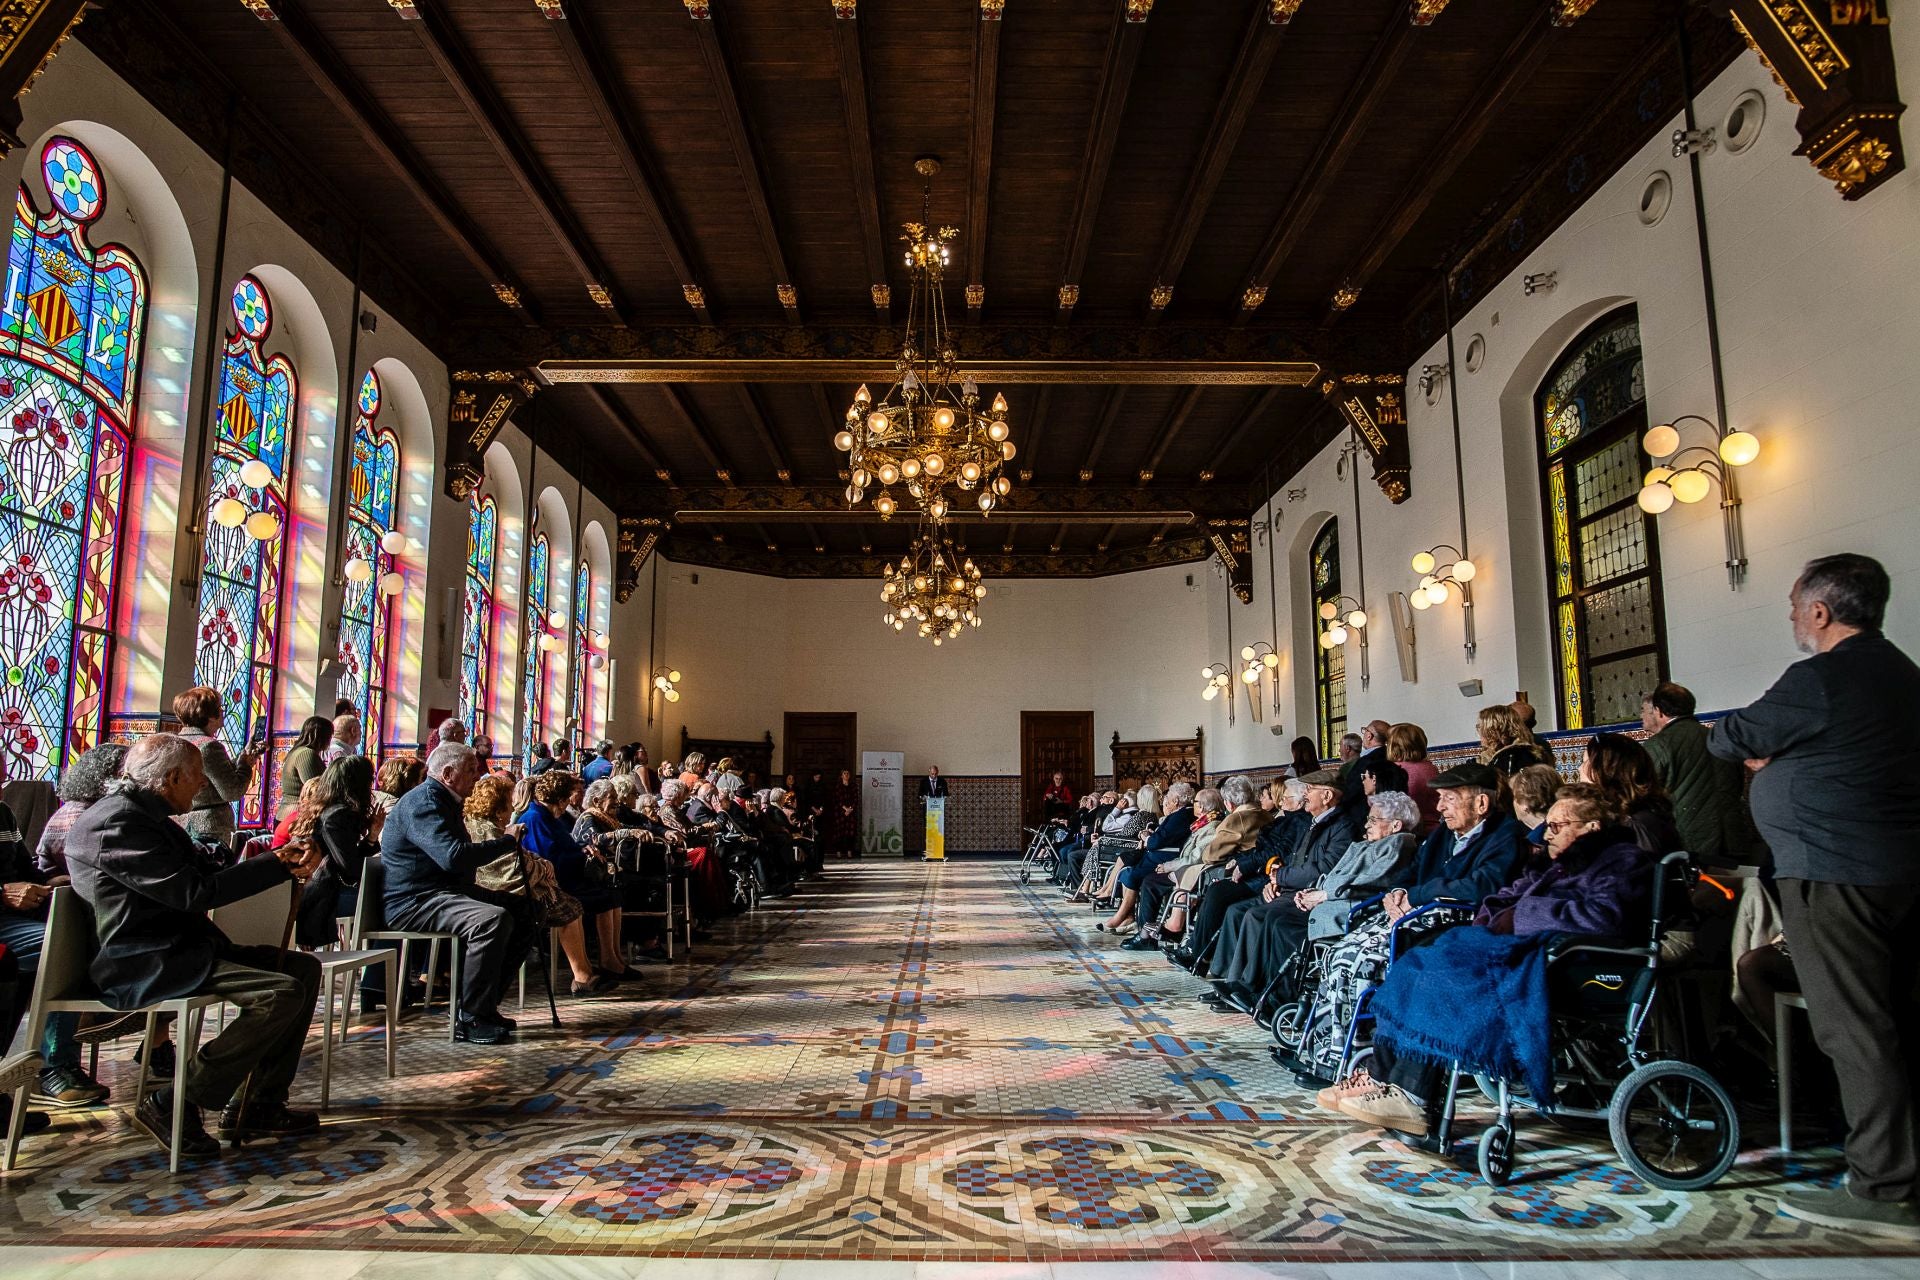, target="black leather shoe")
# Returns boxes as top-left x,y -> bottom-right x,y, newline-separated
1120,935 -> 1159,951
453,1018 -> 513,1045
219,1099 -> 320,1140
133,1089 -> 219,1158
